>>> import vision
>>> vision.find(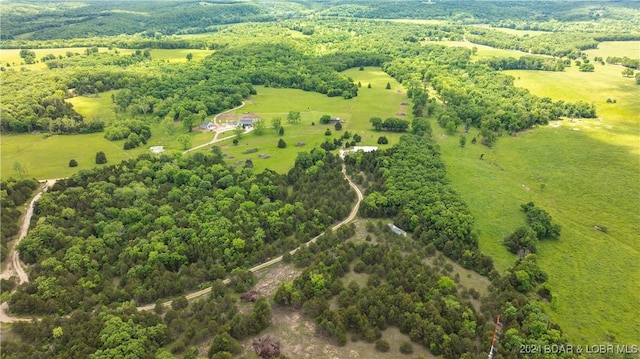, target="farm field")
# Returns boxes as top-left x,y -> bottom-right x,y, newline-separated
585,40 -> 640,60
1,67 -> 405,179
0,47 -> 213,71
433,53 -> 640,343
437,40 -> 535,60
203,67 -> 408,173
